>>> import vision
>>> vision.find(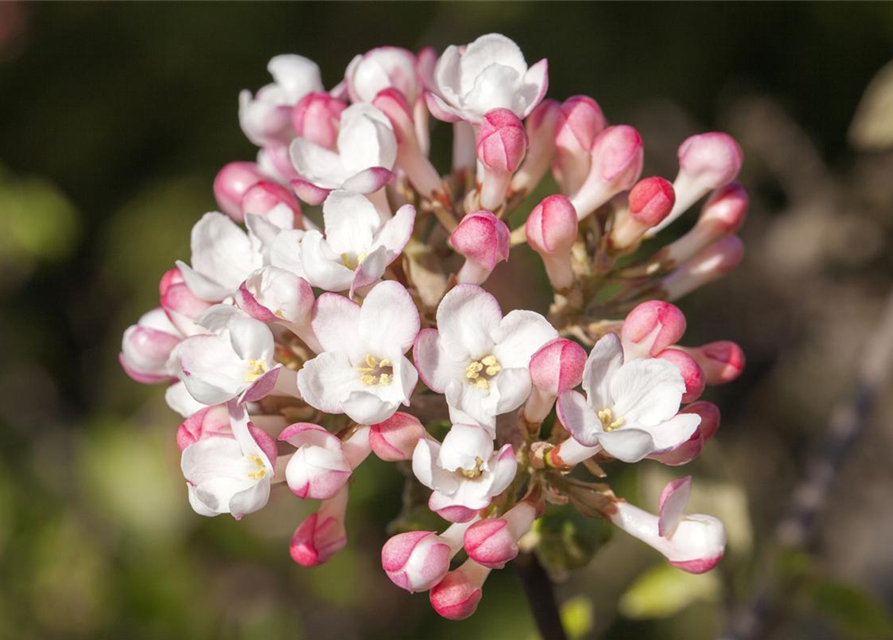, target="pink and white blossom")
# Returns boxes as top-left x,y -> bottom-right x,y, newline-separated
463,500 -> 538,569
412,423 -> 517,523
290,484 -> 350,566
524,338 -> 587,423
570,125 -> 644,221
213,162 -> 267,221
120,308 -> 183,384
649,401 -> 720,466
450,210 -> 510,285
279,423 -> 370,500
429,559 -> 492,620
621,300 -> 687,360
291,92 -> 346,150
382,520 -> 475,593
369,412 -> 427,462
476,108 -> 528,210
553,95 -> 605,195
345,46 -> 422,104
678,340 -> 746,385
234,265 -> 319,350
525,194 -> 579,290
609,176 -> 676,251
